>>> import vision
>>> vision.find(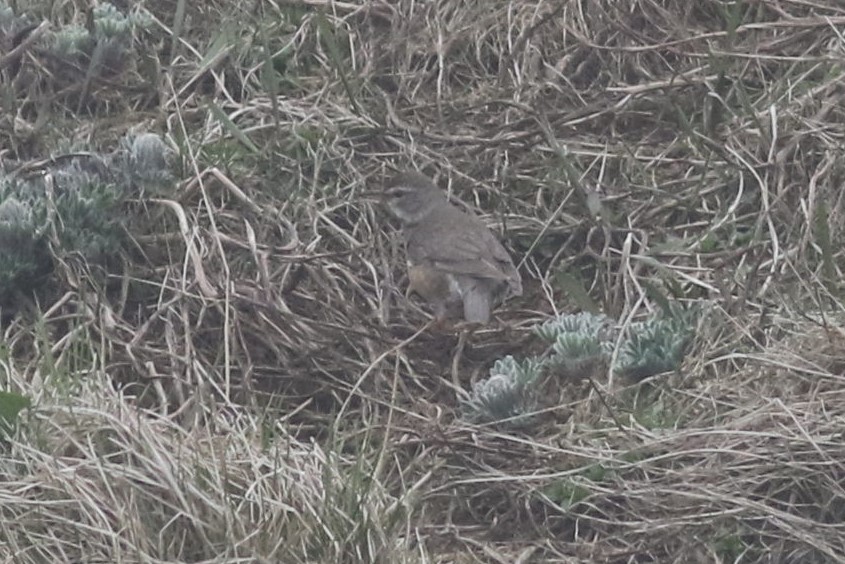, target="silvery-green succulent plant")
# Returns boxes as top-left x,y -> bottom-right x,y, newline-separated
0,132 -> 173,305
46,3 -> 152,77
462,356 -> 544,428
615,306 -> 696,379
114,133 -> 175,194
462,306 -> 699,427
0,190 -> 51,304
537,312 -> 614,377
